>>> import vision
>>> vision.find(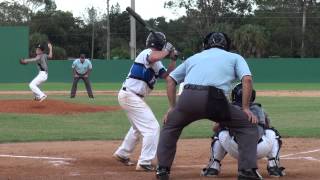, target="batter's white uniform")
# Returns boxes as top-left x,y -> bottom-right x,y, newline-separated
115,48 -> 166,165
